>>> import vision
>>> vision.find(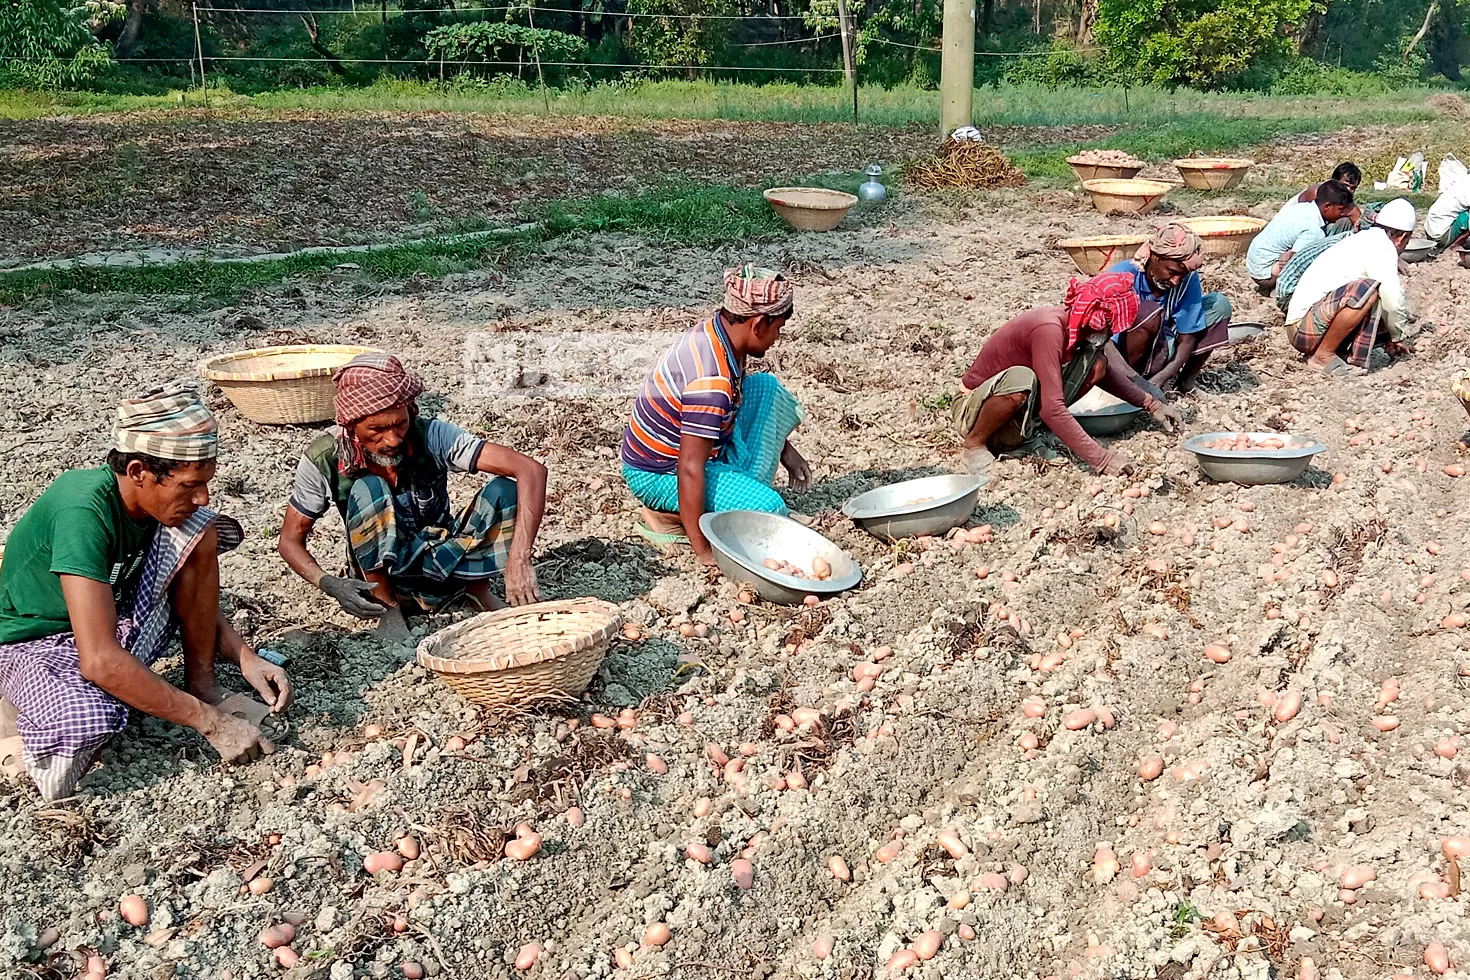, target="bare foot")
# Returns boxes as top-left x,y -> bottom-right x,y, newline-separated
0,697 -> 17,739
0,735 -> 24,779
959,447 -> 995,481
469,581 -> 508,612
641,507 -> 685,536
376,605 -> 411,643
